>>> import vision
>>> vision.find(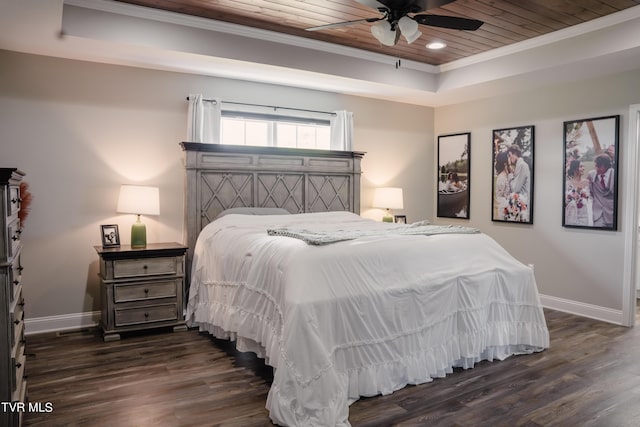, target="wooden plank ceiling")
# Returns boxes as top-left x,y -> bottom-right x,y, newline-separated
114,0 -> 639,66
